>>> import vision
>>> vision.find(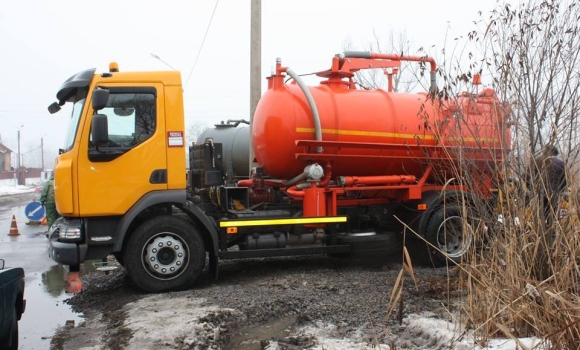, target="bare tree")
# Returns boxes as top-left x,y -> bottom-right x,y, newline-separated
478,1 -> 580,159
187,121 -> 209,146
